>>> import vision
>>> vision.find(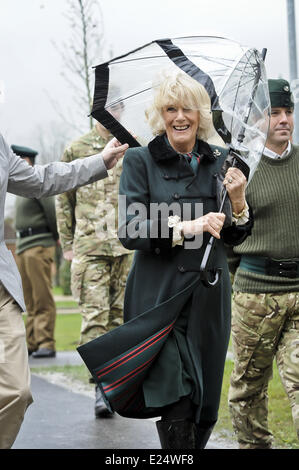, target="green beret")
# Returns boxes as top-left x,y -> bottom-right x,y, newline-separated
11,145 -> 38,160
268,79 -> 294,108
